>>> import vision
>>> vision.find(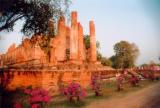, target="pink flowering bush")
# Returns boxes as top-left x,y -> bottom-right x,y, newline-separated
140,71 -> 155,81
60,82 -> 87,102
24,88 -> 51,107
91,75 -> 103,96
129,75 -> 139,87
116,73 -> 125,91
13,87 -> 51,108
